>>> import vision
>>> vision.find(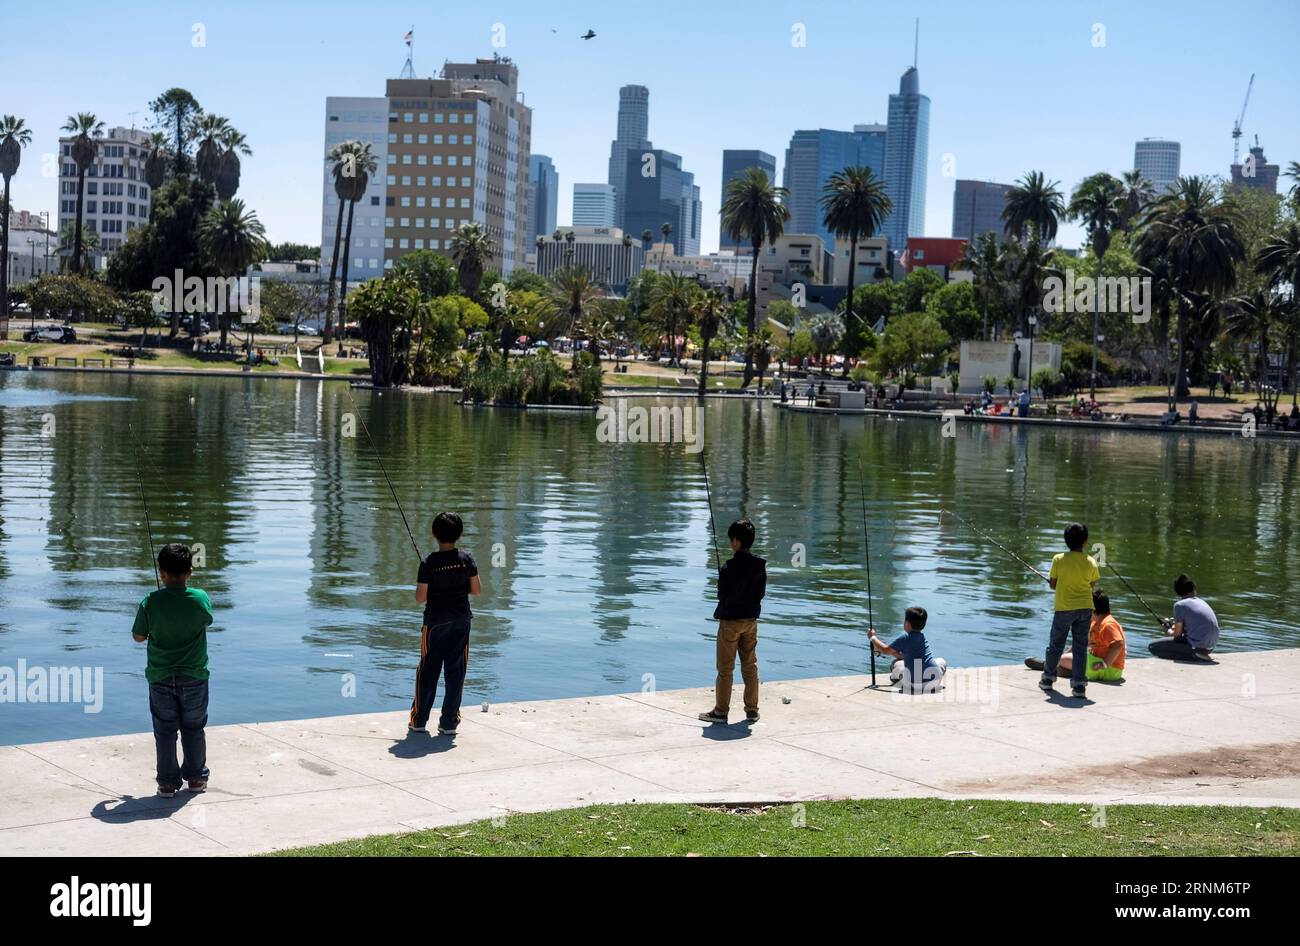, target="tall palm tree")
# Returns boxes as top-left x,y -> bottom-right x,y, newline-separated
820,166 -> 891,376
550,266 -> 599,367
1282,161 -> 1300,213
1117,169 -> 1156,231
194,114 -> 232,183
449,222 -> 496,298
954,231 -> 1003,340
657,222 -> 673,272
325,139 -> 376,343
640,229 -> 653,255
148,88 -> 201,176
1002,170 -> 1065,244
198,198 -> 267,350
215,127 -> 252,201
1135,176 -> 1245,401
1257,221 -> 1300,405
1068,172 -> 1124,397
648,272 -> 696,367
1223,289 -> 1279,401
61,113 -> 104,274
721,166 -> 791,386
0,115 -> 33,318
692,287 -> 725,398
142,131 -> 169,194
